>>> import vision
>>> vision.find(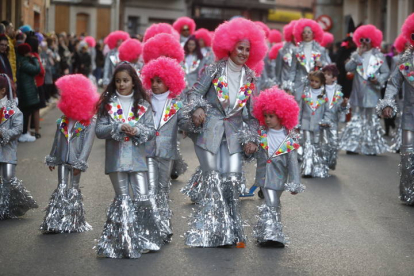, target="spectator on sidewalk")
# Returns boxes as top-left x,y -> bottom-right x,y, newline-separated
0,34 -> 13,79
1,21 -> 17,82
